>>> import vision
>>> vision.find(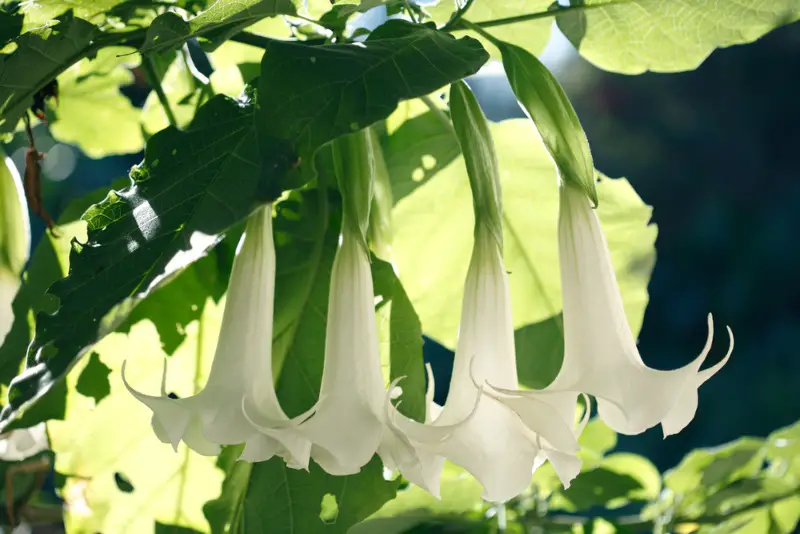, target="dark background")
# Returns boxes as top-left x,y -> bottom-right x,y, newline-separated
10,21 -> 800,473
